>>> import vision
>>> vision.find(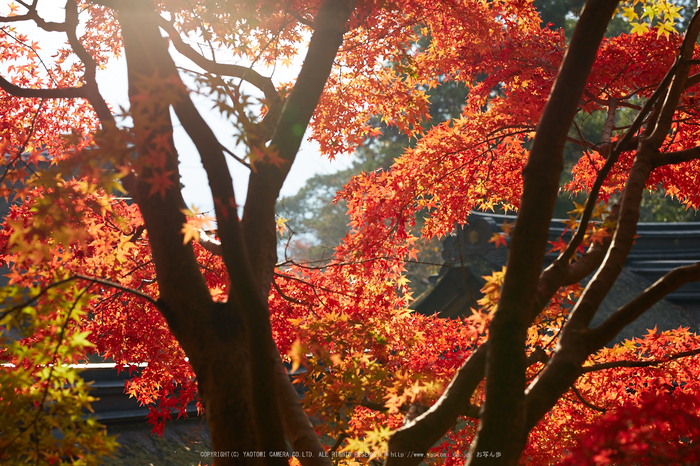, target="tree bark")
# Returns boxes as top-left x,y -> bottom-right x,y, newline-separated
115,0 -> 355,463
117,2 -> 288,463
467,0 -> 619,464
